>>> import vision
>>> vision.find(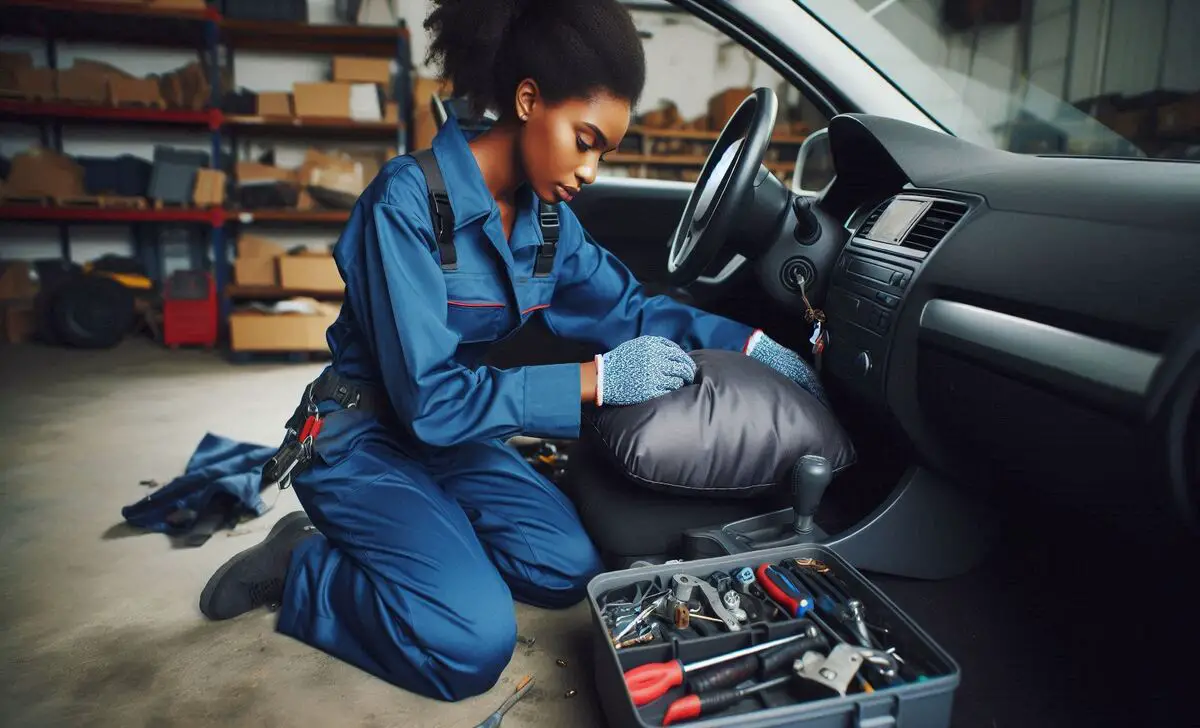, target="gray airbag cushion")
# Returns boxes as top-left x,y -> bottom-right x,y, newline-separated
583,349 -> 855,498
